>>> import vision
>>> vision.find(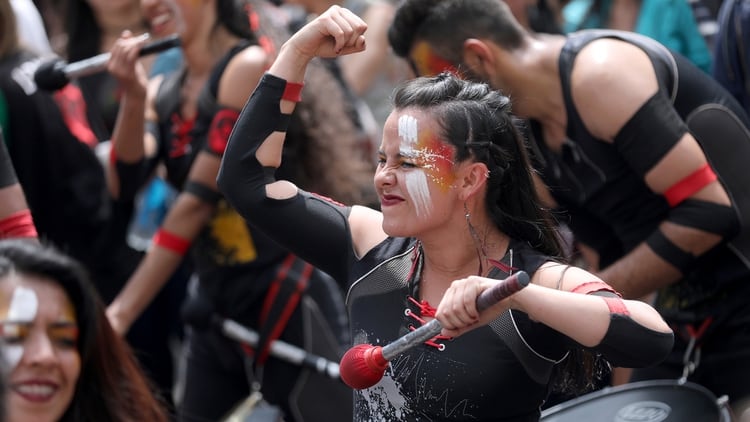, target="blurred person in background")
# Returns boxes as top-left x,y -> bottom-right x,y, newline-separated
0,238 -> 168,422
104,0 -> 374,420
